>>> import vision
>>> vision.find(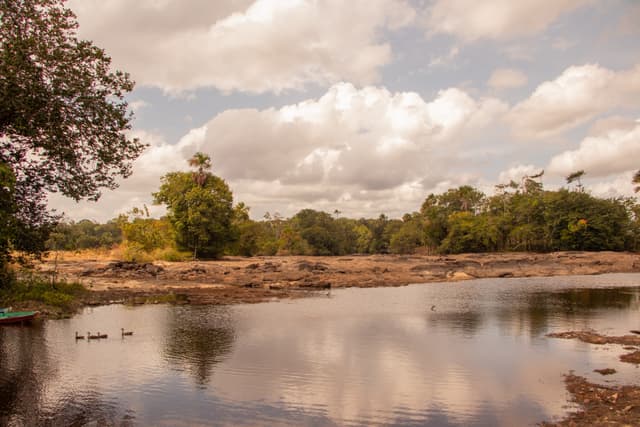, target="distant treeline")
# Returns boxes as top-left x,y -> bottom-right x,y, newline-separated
48,179 -> 640,259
